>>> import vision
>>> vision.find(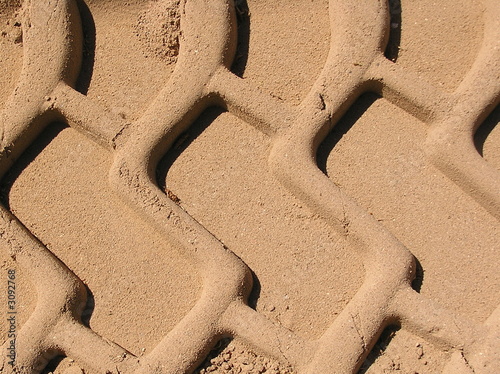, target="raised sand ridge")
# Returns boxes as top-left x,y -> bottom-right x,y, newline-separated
0,0 -> 499,373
